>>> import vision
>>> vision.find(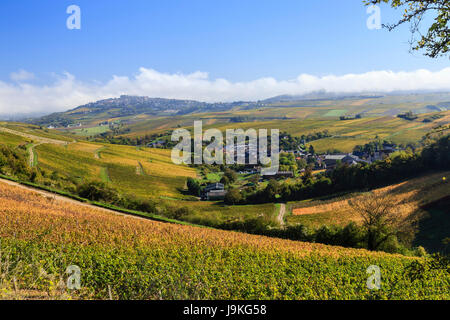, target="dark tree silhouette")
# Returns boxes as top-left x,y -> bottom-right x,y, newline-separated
348,192 -> 419,251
